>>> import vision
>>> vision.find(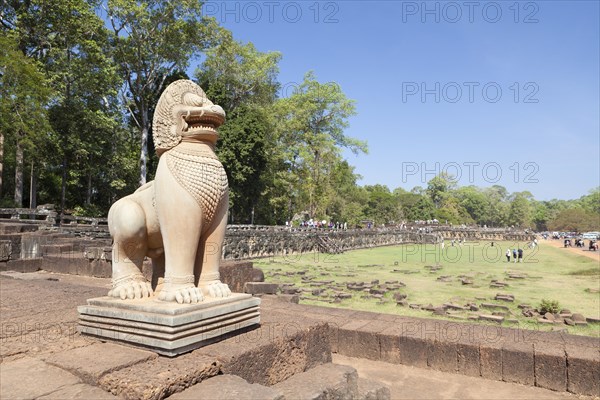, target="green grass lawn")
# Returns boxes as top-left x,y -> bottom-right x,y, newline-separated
253,240 -> 600,337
